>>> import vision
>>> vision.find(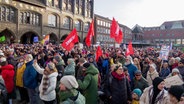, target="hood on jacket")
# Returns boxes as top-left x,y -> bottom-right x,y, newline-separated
1,64 -> 14,70
85,64 -> 99,75
48,72 -> 58,78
